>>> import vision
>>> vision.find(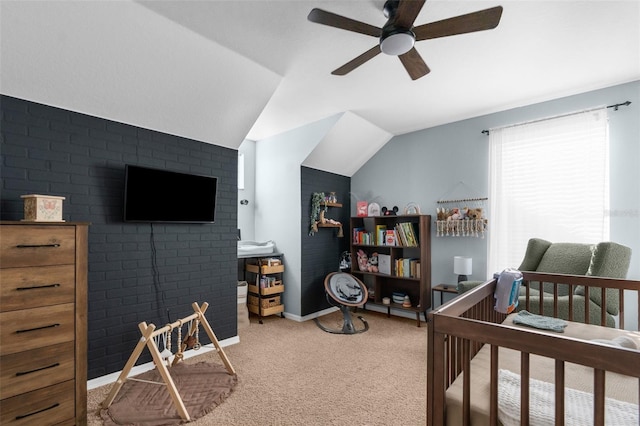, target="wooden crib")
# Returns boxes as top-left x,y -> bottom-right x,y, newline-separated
427,272 -> 640,425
